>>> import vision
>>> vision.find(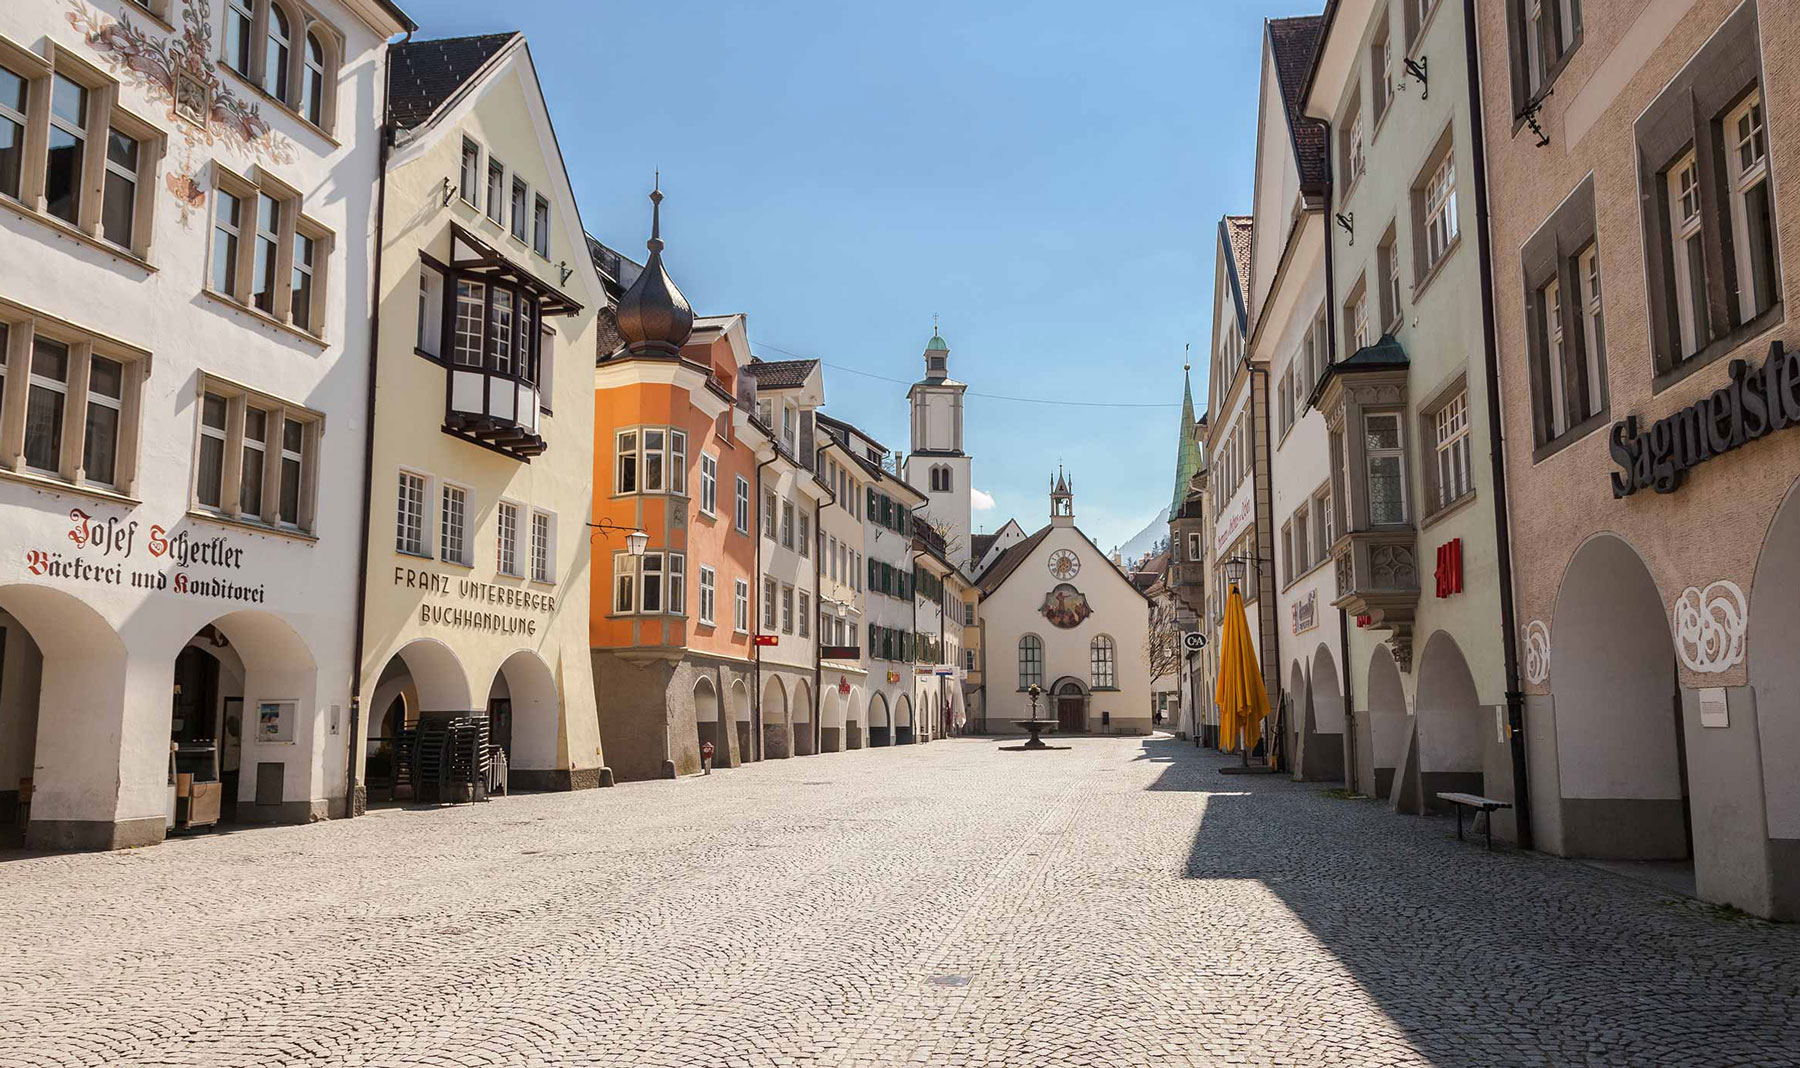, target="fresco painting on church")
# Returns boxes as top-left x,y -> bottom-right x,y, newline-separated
1040,584 -> 1092,629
